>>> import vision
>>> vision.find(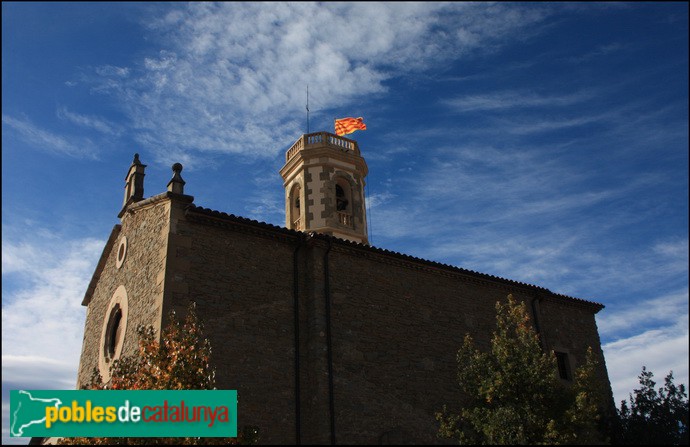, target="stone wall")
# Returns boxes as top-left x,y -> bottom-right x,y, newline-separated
168,207 -> 299,444
538,297 -> 612,387
77,198 -> 170,387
